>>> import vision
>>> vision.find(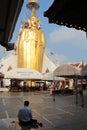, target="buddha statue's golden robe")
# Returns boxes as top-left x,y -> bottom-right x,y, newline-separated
17,15 -> 46,73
